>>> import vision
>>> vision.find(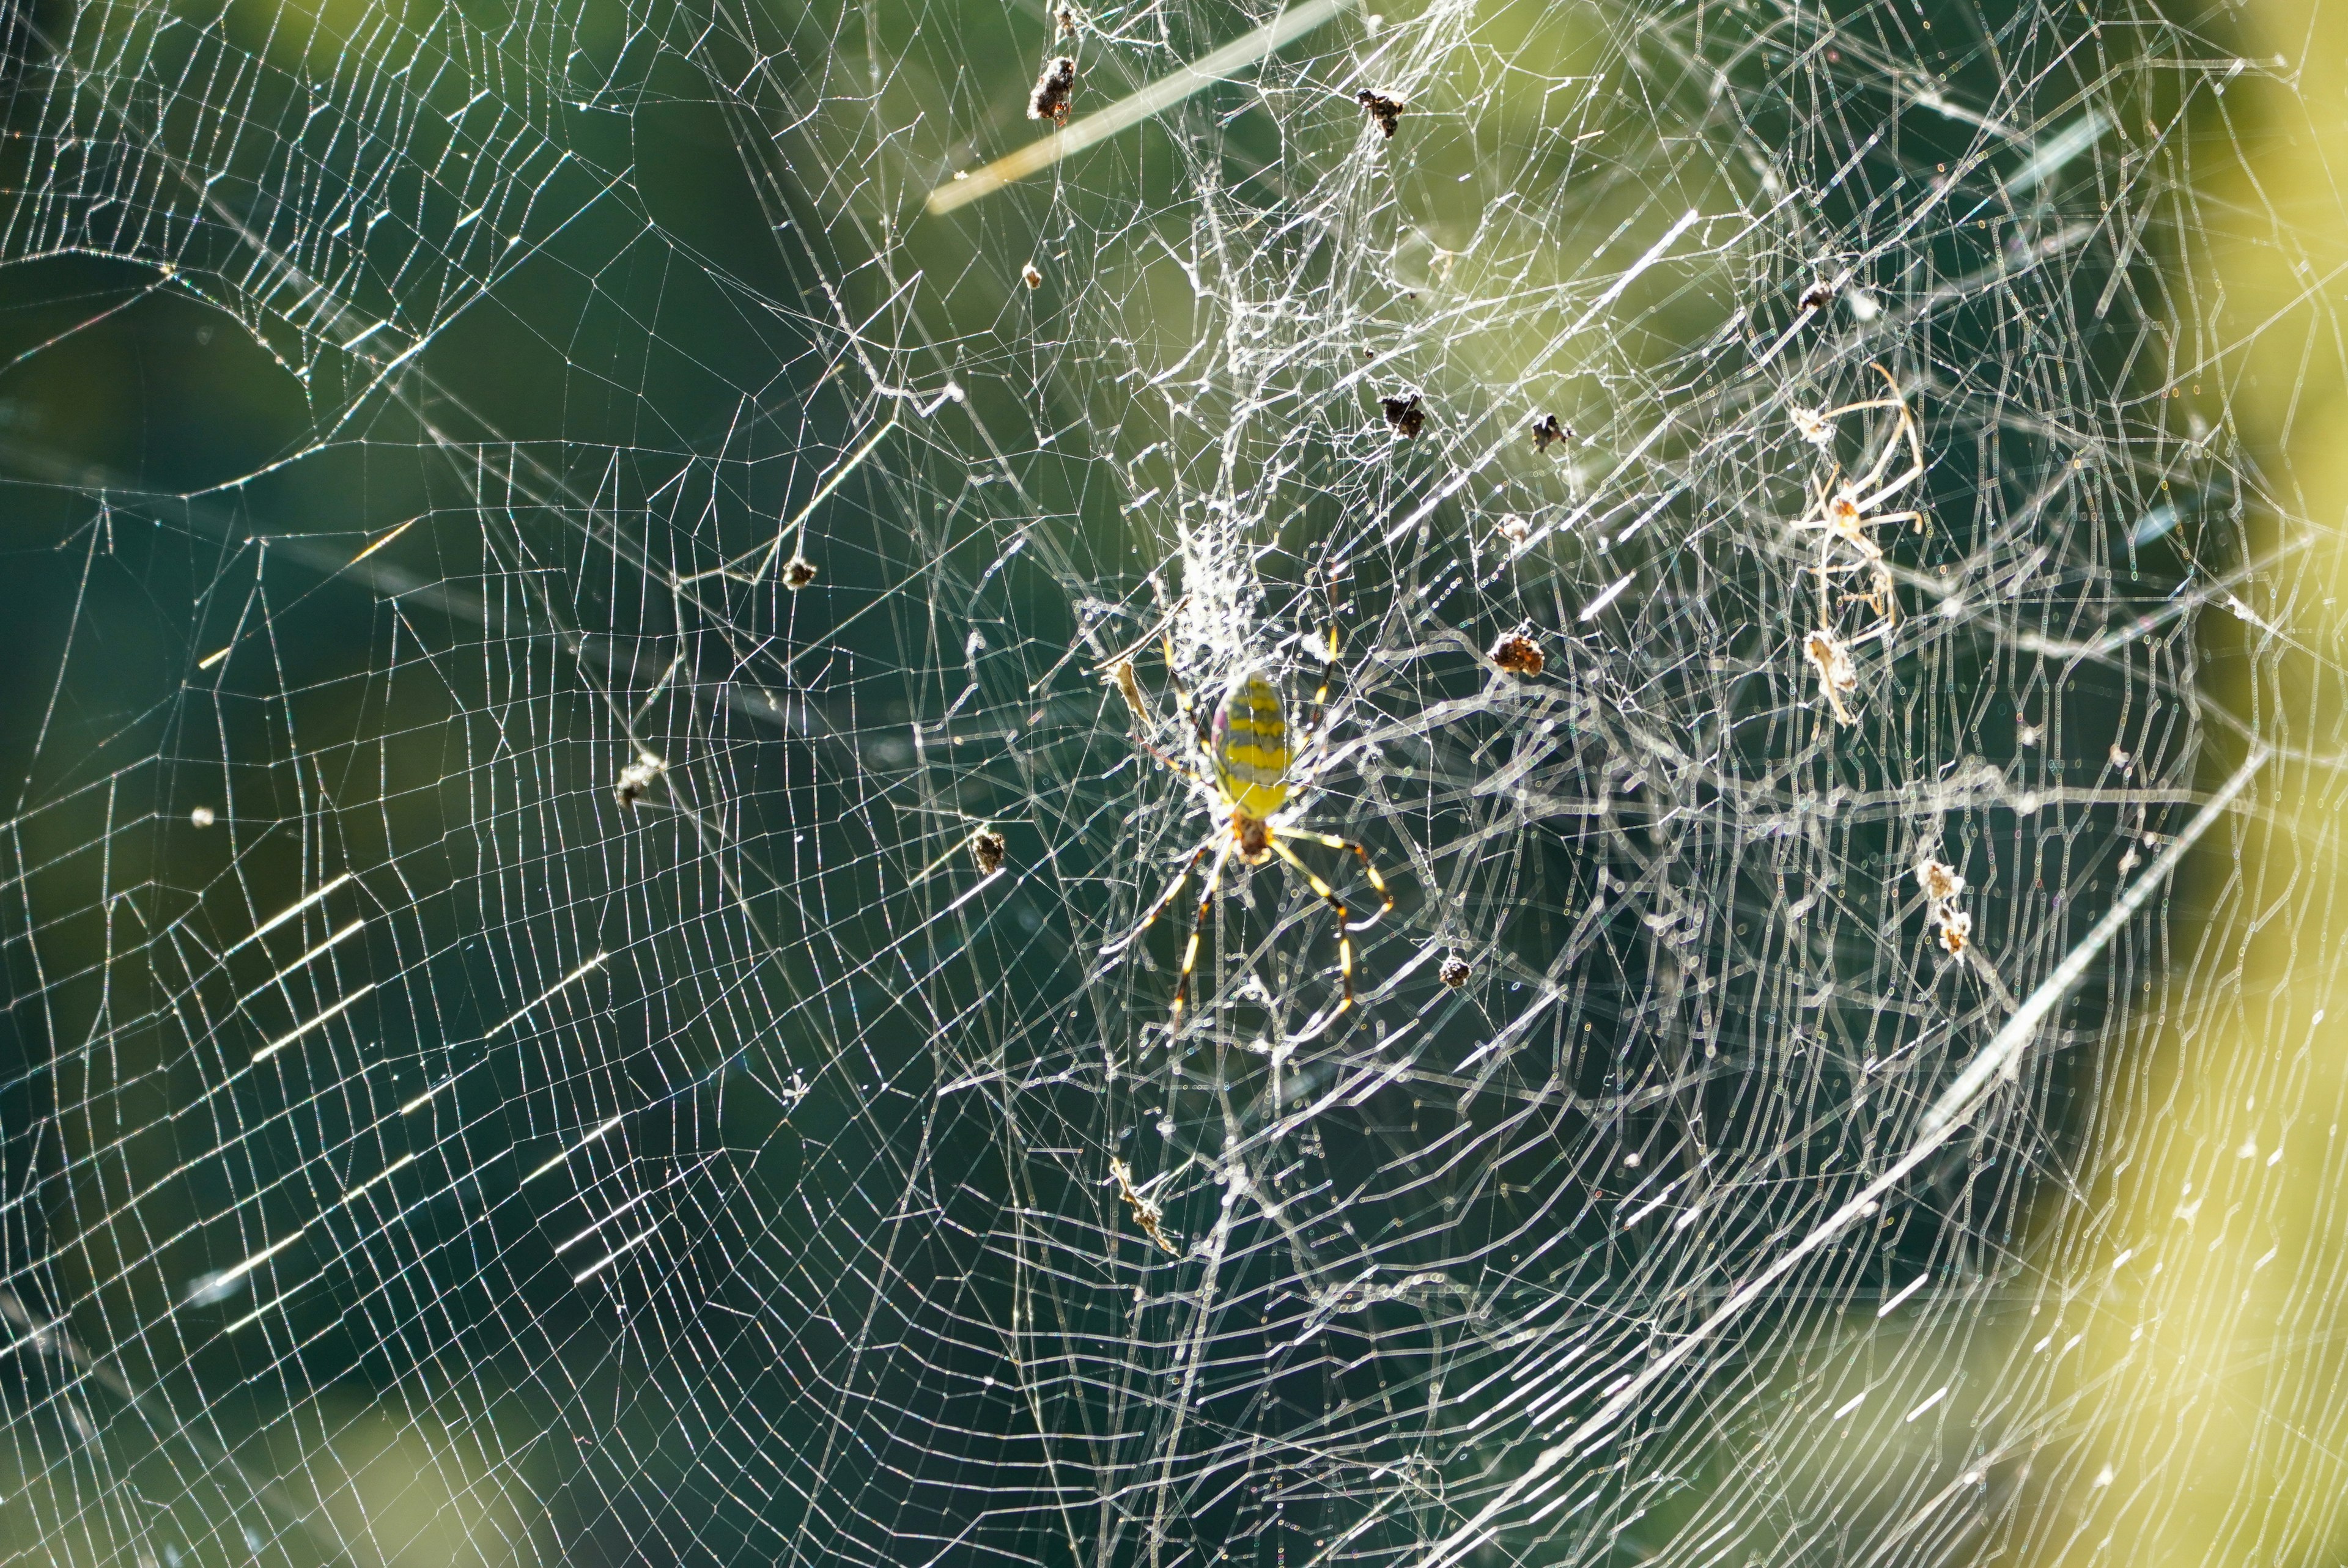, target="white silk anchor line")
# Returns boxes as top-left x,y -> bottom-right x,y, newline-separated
927,0 -> 1357,214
